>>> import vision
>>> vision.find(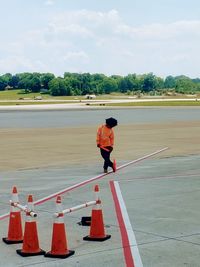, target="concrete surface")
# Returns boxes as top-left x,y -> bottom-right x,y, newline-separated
0,107 -> 200,266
